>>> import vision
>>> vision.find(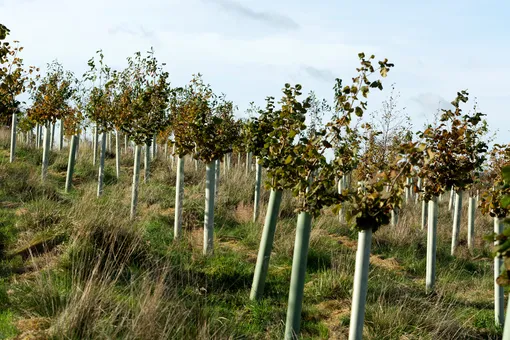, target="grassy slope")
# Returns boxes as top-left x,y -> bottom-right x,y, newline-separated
0,136 -> 505,339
